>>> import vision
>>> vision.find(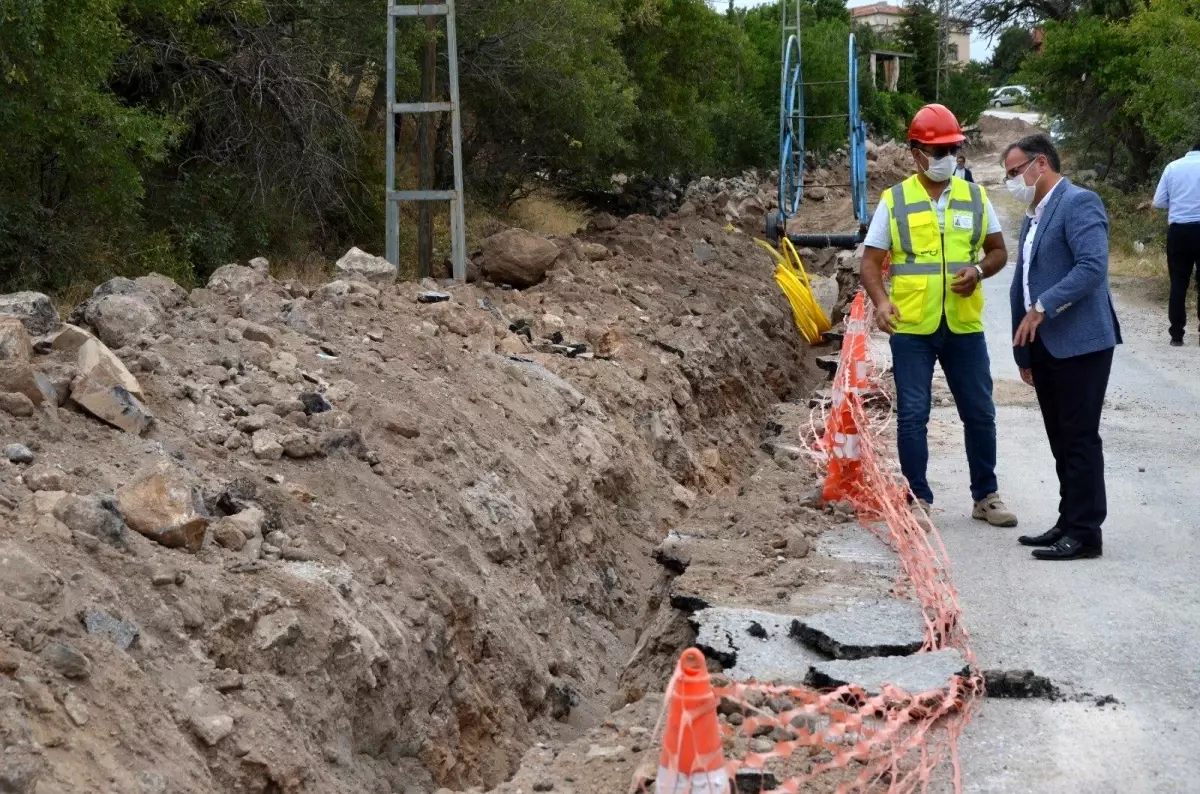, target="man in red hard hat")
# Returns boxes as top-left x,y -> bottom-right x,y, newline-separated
859,104 -> 1017,529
